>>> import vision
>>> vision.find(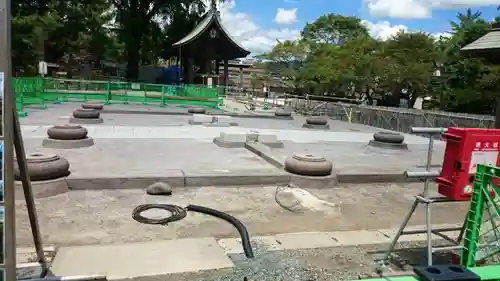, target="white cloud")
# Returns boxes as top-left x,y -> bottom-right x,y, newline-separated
432,32 -> 452,39
203,0 -> 456,55
274,8 -> 298,24
363,20 -> 454,40
362,20 -> 408,40
365,0 -> 500,19
215,0 -> 300,54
